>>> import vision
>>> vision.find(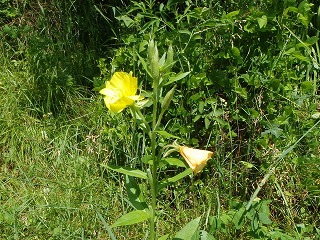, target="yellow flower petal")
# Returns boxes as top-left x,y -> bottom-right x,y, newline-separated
99,71 -> 141,113
179,146 -> 213,174
104,96 -> 134,113
110,71 -> 138,96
